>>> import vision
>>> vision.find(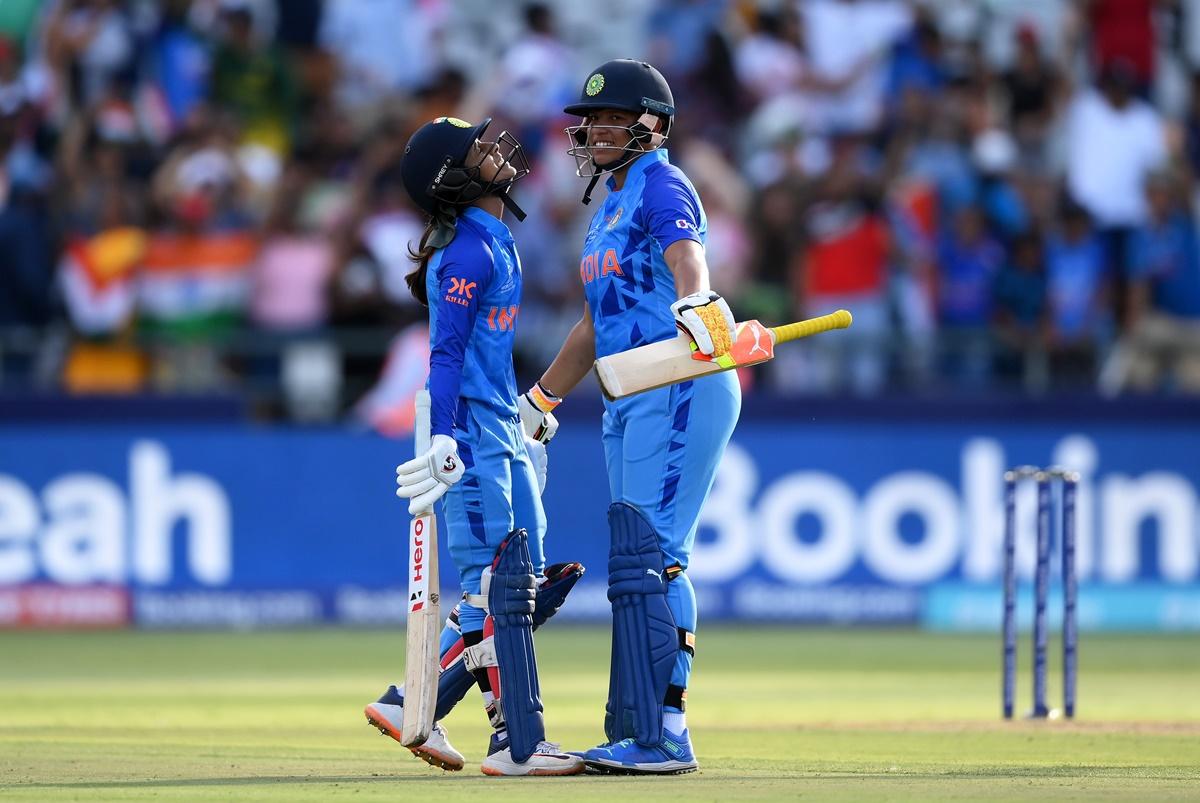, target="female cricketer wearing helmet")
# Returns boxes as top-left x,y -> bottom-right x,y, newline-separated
365,116 -> 583,777
519,59 -> 742,775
